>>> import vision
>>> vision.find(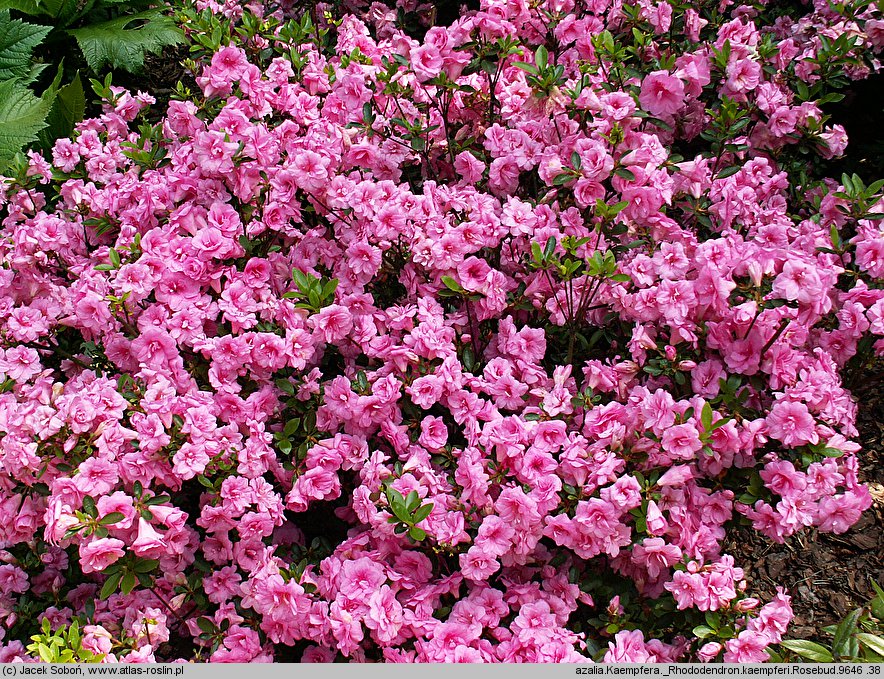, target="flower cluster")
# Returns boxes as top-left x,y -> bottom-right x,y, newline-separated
0,0 -> 882,663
